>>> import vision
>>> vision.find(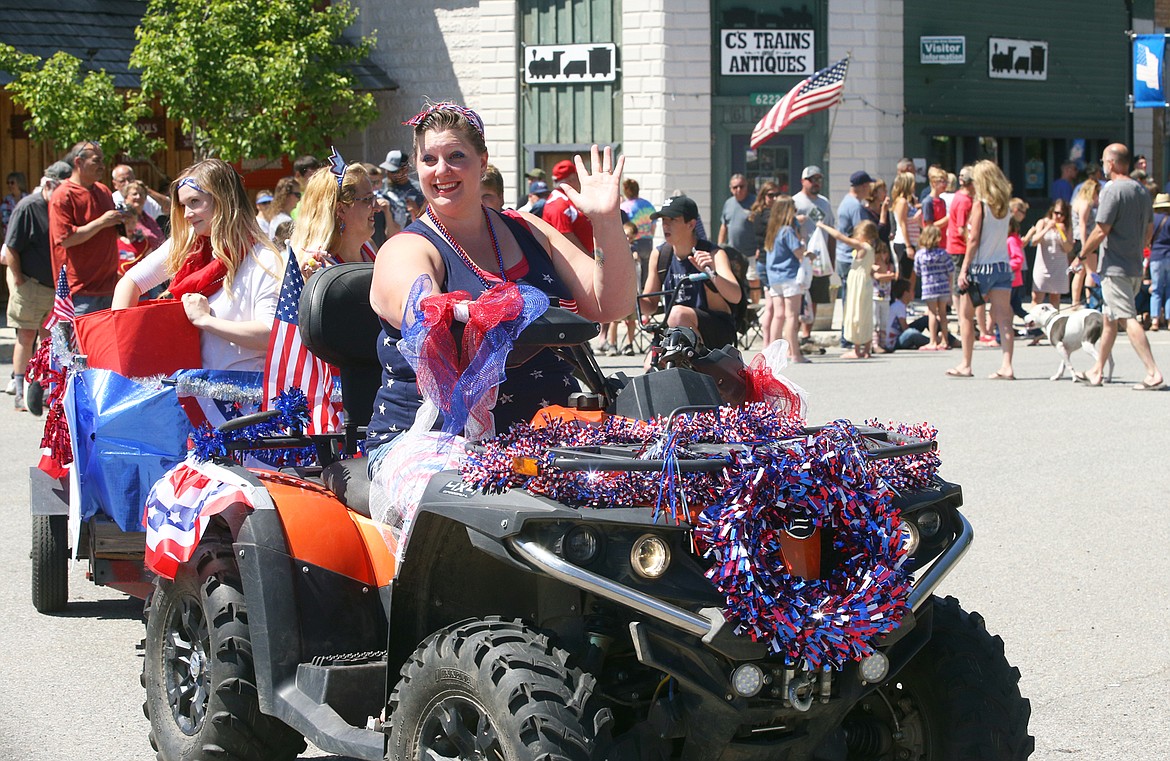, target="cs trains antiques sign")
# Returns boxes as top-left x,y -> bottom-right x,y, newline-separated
523,43 -> 617,84
721,29 -> 815,76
